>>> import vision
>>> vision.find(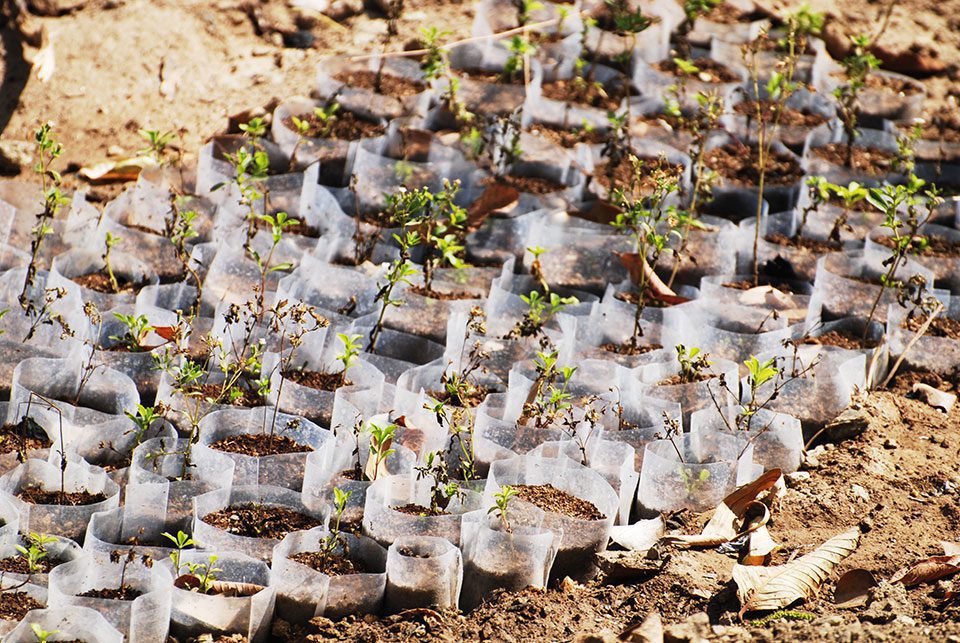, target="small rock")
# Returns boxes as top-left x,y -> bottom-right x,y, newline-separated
573,630 -> 618,643
851,484 -> 871,503
664,612 -> 710,643
0,141 -> 33,175
785,471 -> 810,487
859,516 -> 874,533
323,0 -> 363,21
909,383 -> 957,414
27,0 -> 89,16
107,145 -> 124,157
283,30 -> 316,49
821,405 -> 870,443
883,438 -> 899,450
